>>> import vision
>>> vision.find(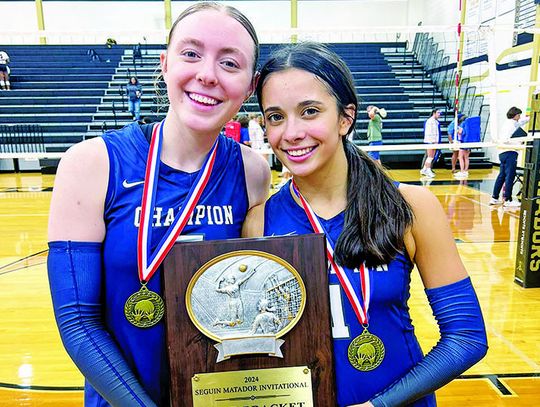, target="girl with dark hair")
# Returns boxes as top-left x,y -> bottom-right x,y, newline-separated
244,42 -> 487,407
47,3 -> 270,406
